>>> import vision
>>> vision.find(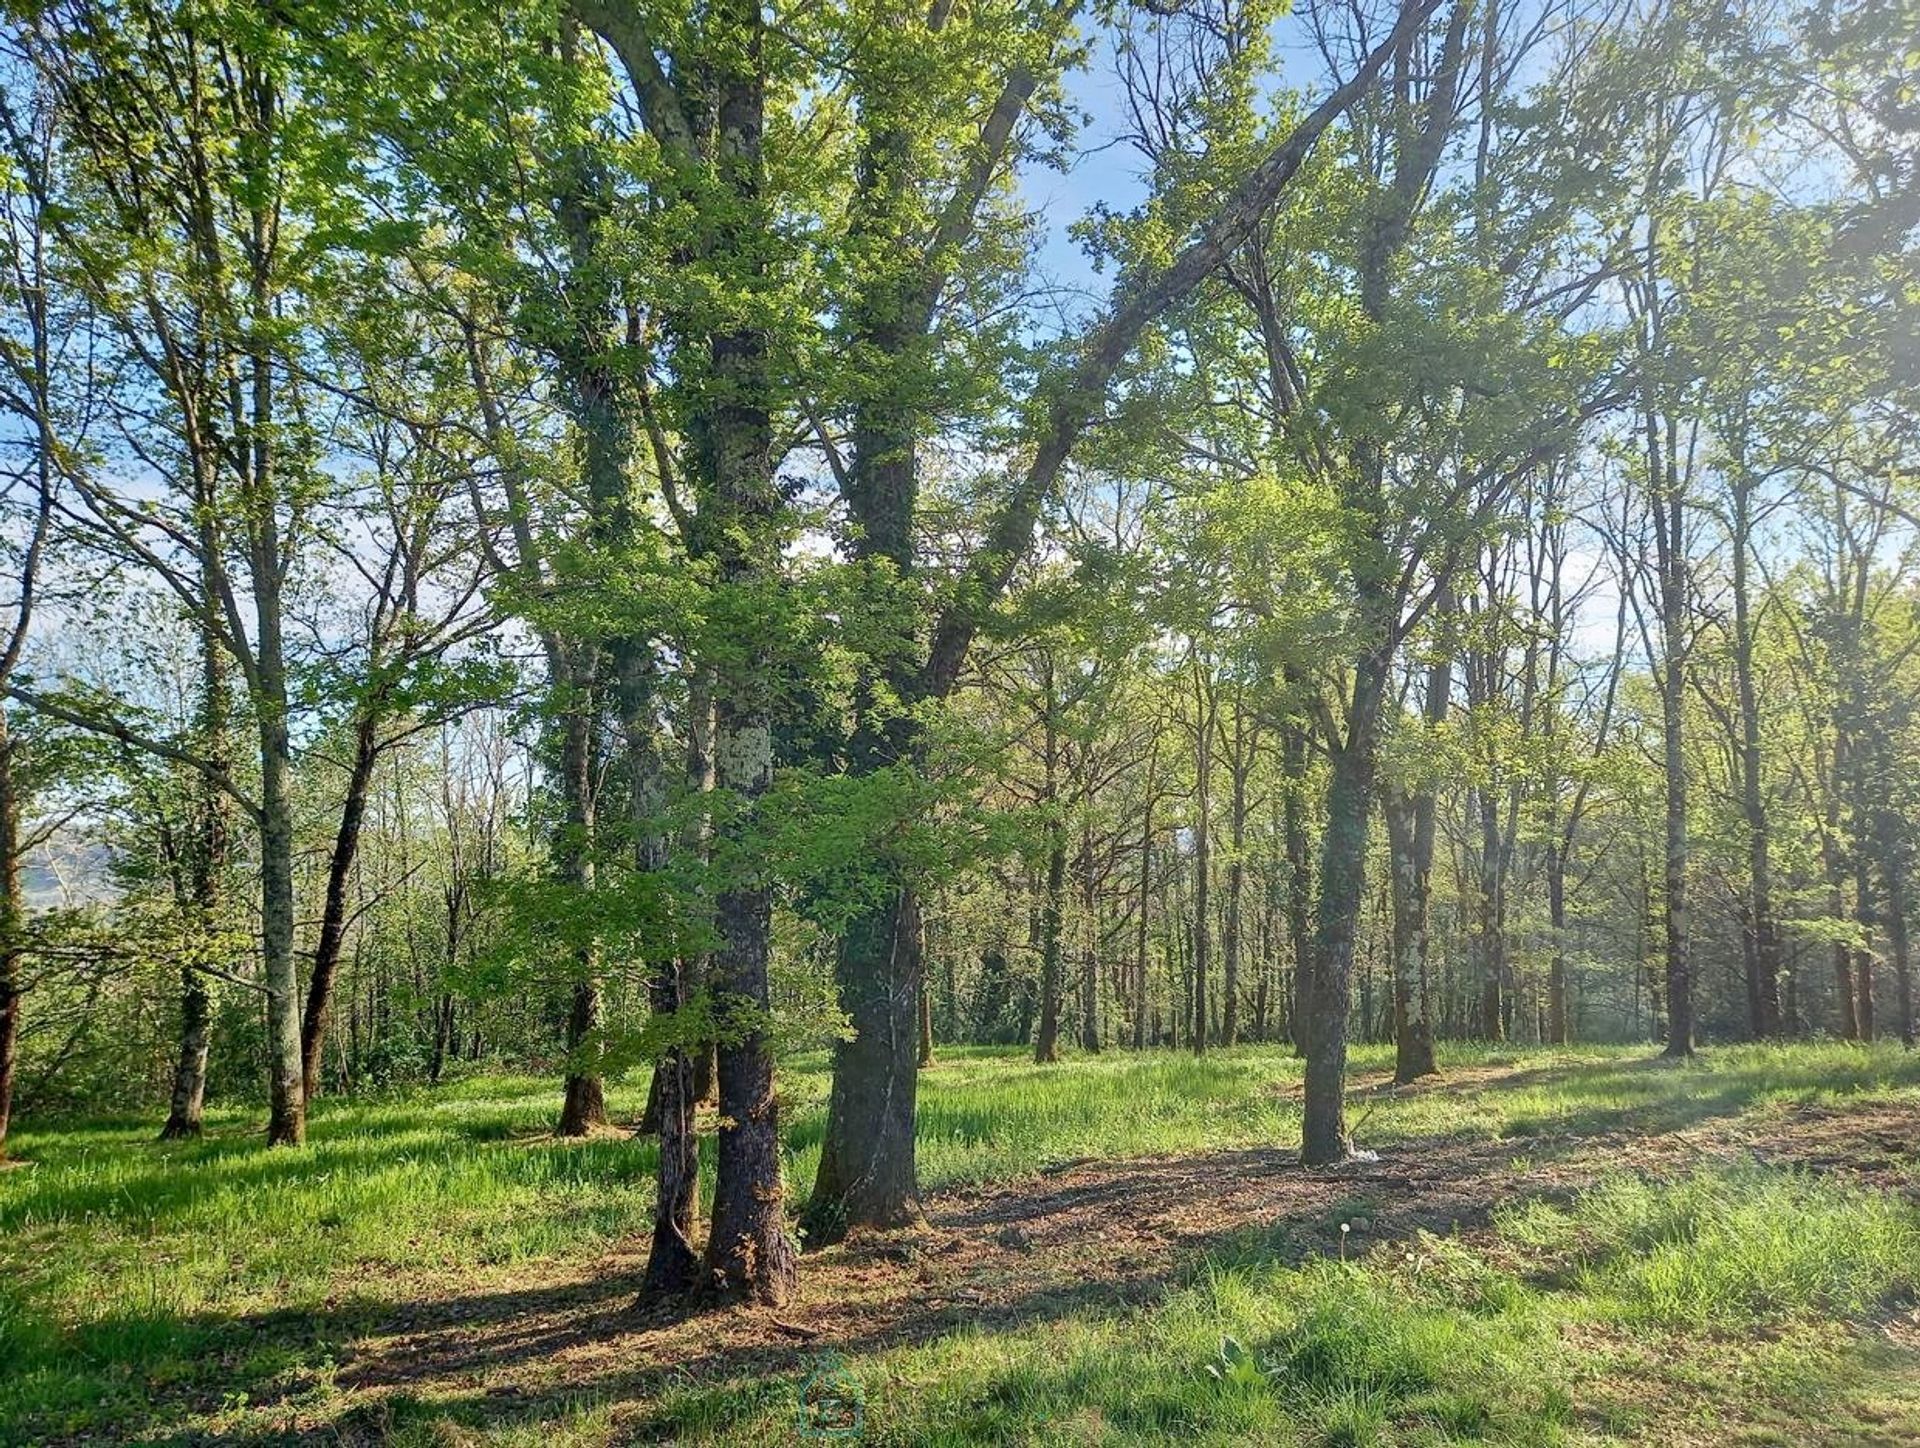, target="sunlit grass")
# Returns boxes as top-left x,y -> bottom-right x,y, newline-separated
3,1040 -> 1918,1442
